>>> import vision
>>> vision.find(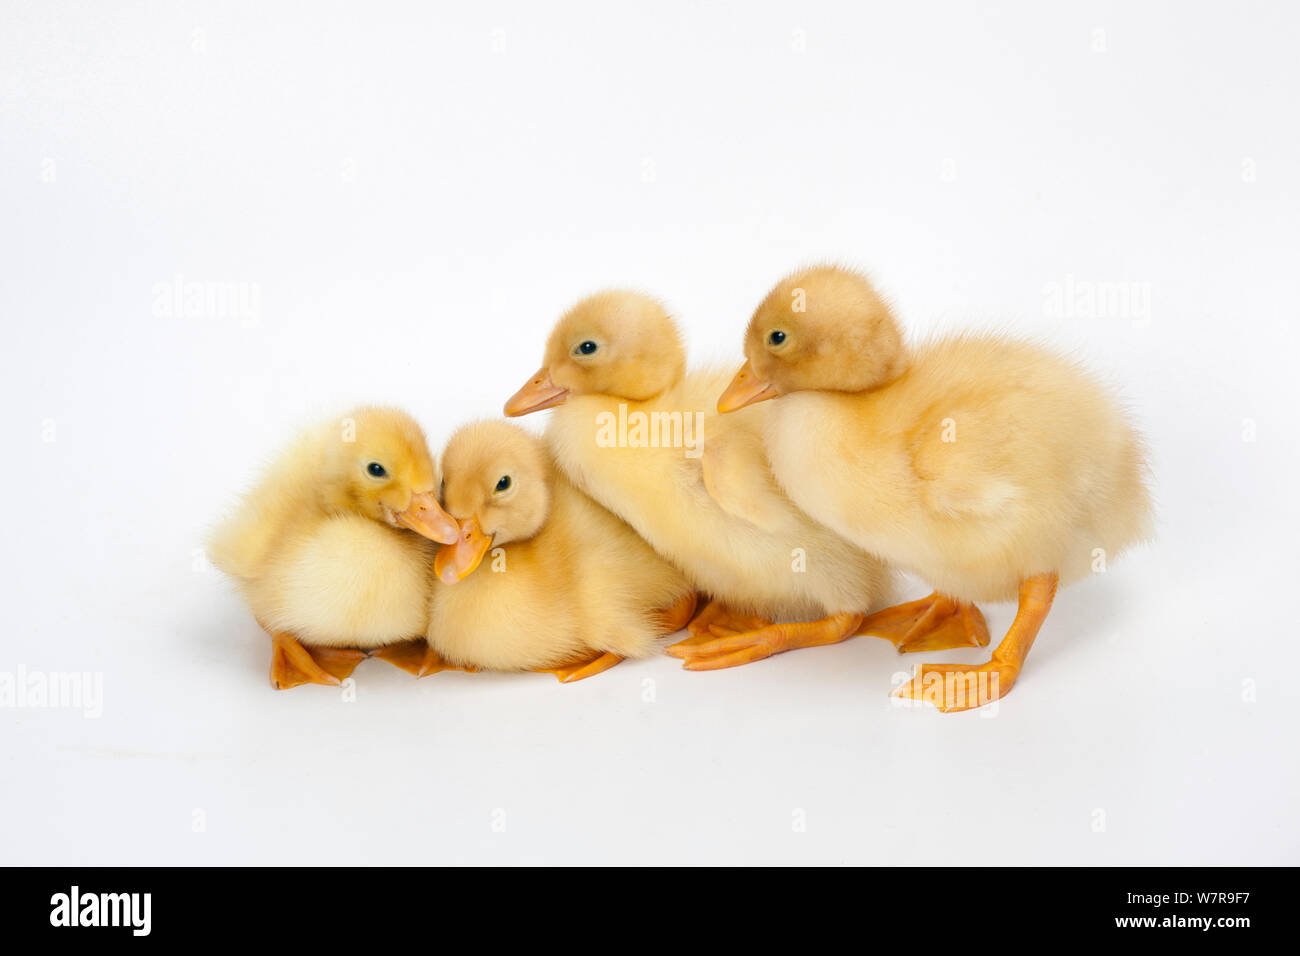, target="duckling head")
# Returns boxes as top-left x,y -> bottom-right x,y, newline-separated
718,265 -> 905,412
504,290 -> 685,416
433,420 -> 553,584
319,406 -> 459,543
